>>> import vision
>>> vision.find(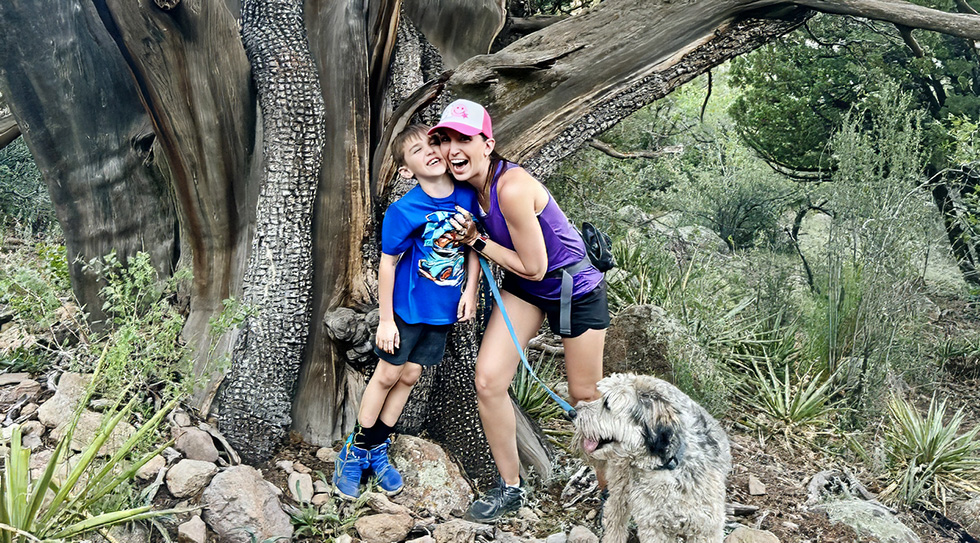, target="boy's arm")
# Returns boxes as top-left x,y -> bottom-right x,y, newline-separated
376,253 -> 400,354
458,247 -> 481,321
